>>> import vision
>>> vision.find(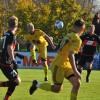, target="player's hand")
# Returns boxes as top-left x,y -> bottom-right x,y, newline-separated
52,45 -> 56,49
